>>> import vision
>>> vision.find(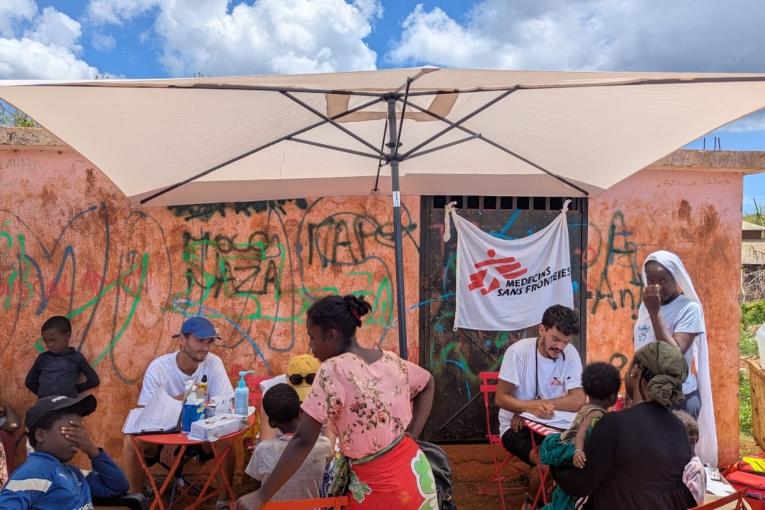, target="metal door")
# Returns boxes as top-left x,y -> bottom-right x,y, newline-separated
419,195 -> 588,442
